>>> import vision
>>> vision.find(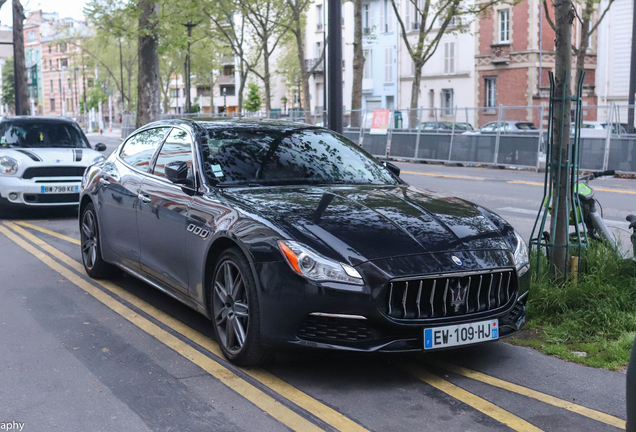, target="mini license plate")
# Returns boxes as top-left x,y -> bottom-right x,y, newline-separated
41,185 -> 79,194
424,319 -> 498,350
